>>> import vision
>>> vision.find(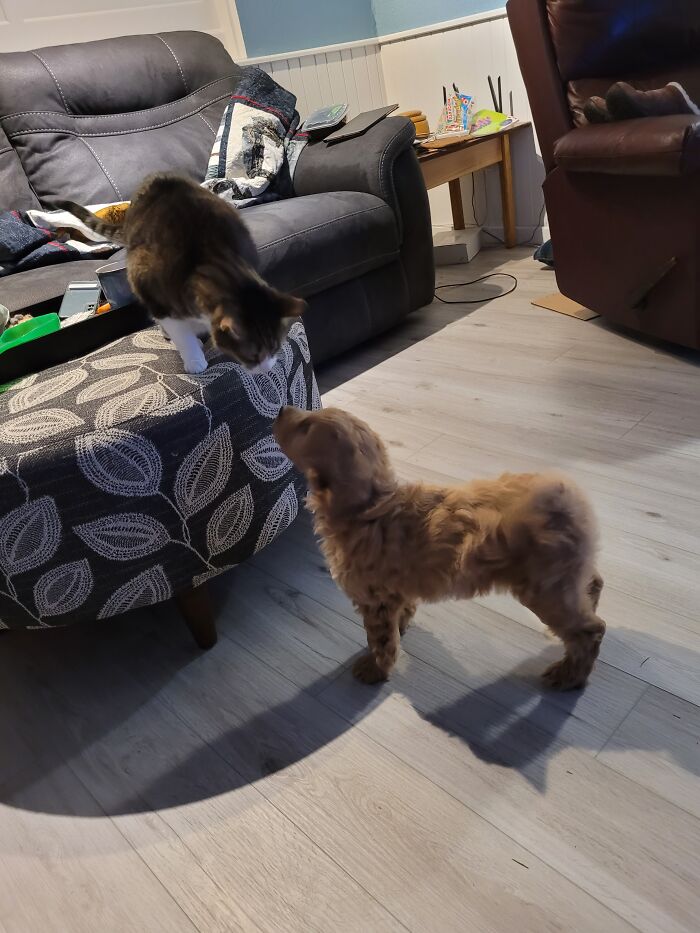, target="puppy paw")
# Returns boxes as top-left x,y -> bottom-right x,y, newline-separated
398,604 -> 416,636
542,657 -> 588,691
352,654 -> 388,684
